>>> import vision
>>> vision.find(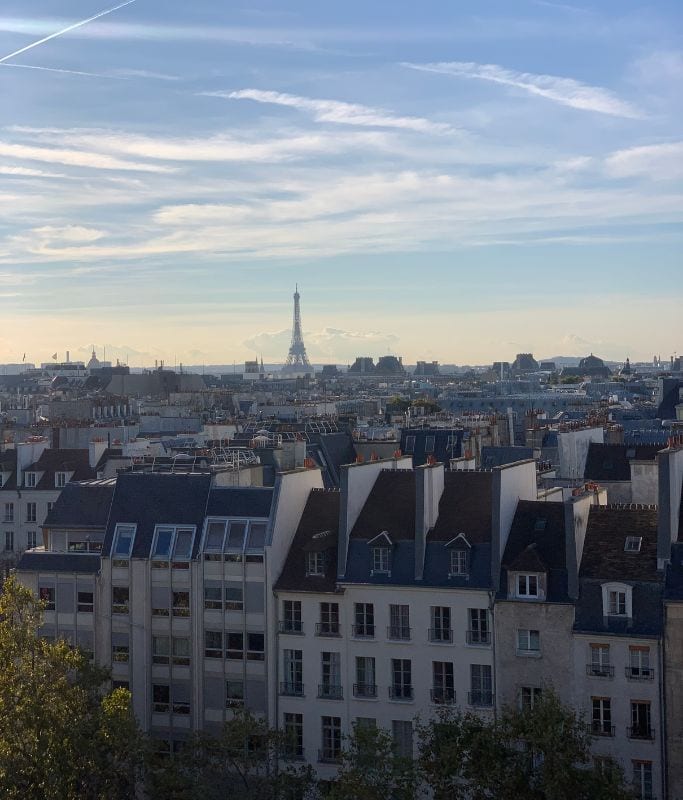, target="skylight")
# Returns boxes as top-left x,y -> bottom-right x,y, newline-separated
624,536 -> 642,553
